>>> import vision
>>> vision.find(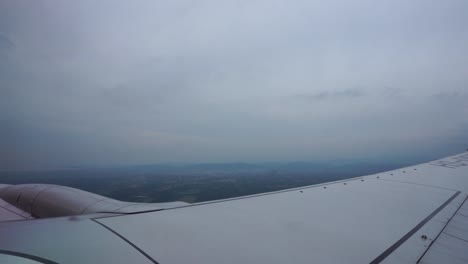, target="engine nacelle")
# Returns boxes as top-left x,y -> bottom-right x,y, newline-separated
0,184 -> 188,219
